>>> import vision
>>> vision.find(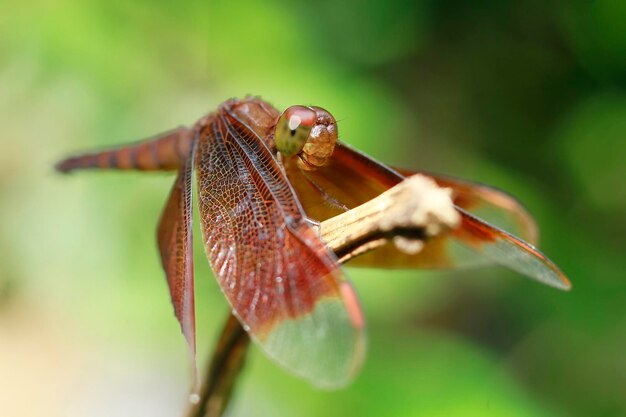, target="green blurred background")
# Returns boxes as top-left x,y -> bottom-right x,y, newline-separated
1,0 -> 624,416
